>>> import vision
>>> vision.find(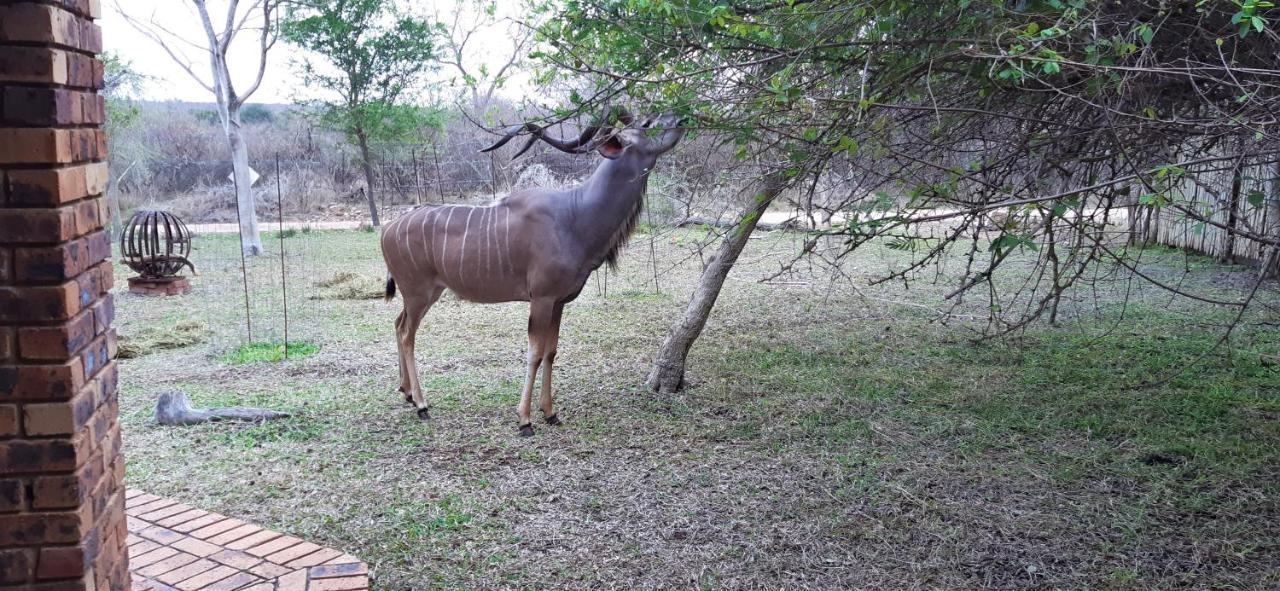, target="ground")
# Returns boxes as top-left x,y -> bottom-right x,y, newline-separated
115,226 -> 1279,590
